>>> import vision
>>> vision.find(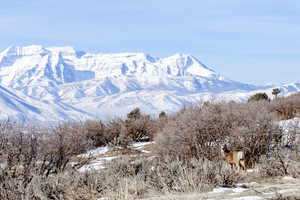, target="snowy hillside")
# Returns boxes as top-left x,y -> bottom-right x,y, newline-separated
0,45 -> 299,121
